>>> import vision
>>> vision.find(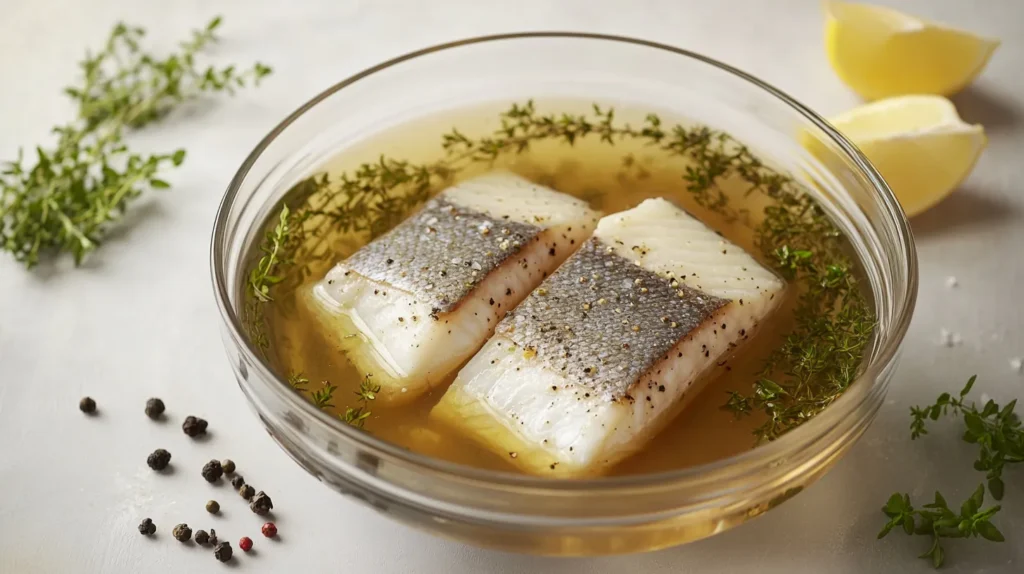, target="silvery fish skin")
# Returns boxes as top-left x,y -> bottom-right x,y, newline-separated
305,172 -> 601,405
431,198 -> 785,477
497,238 -> 728,401
343,197 -> 539,313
